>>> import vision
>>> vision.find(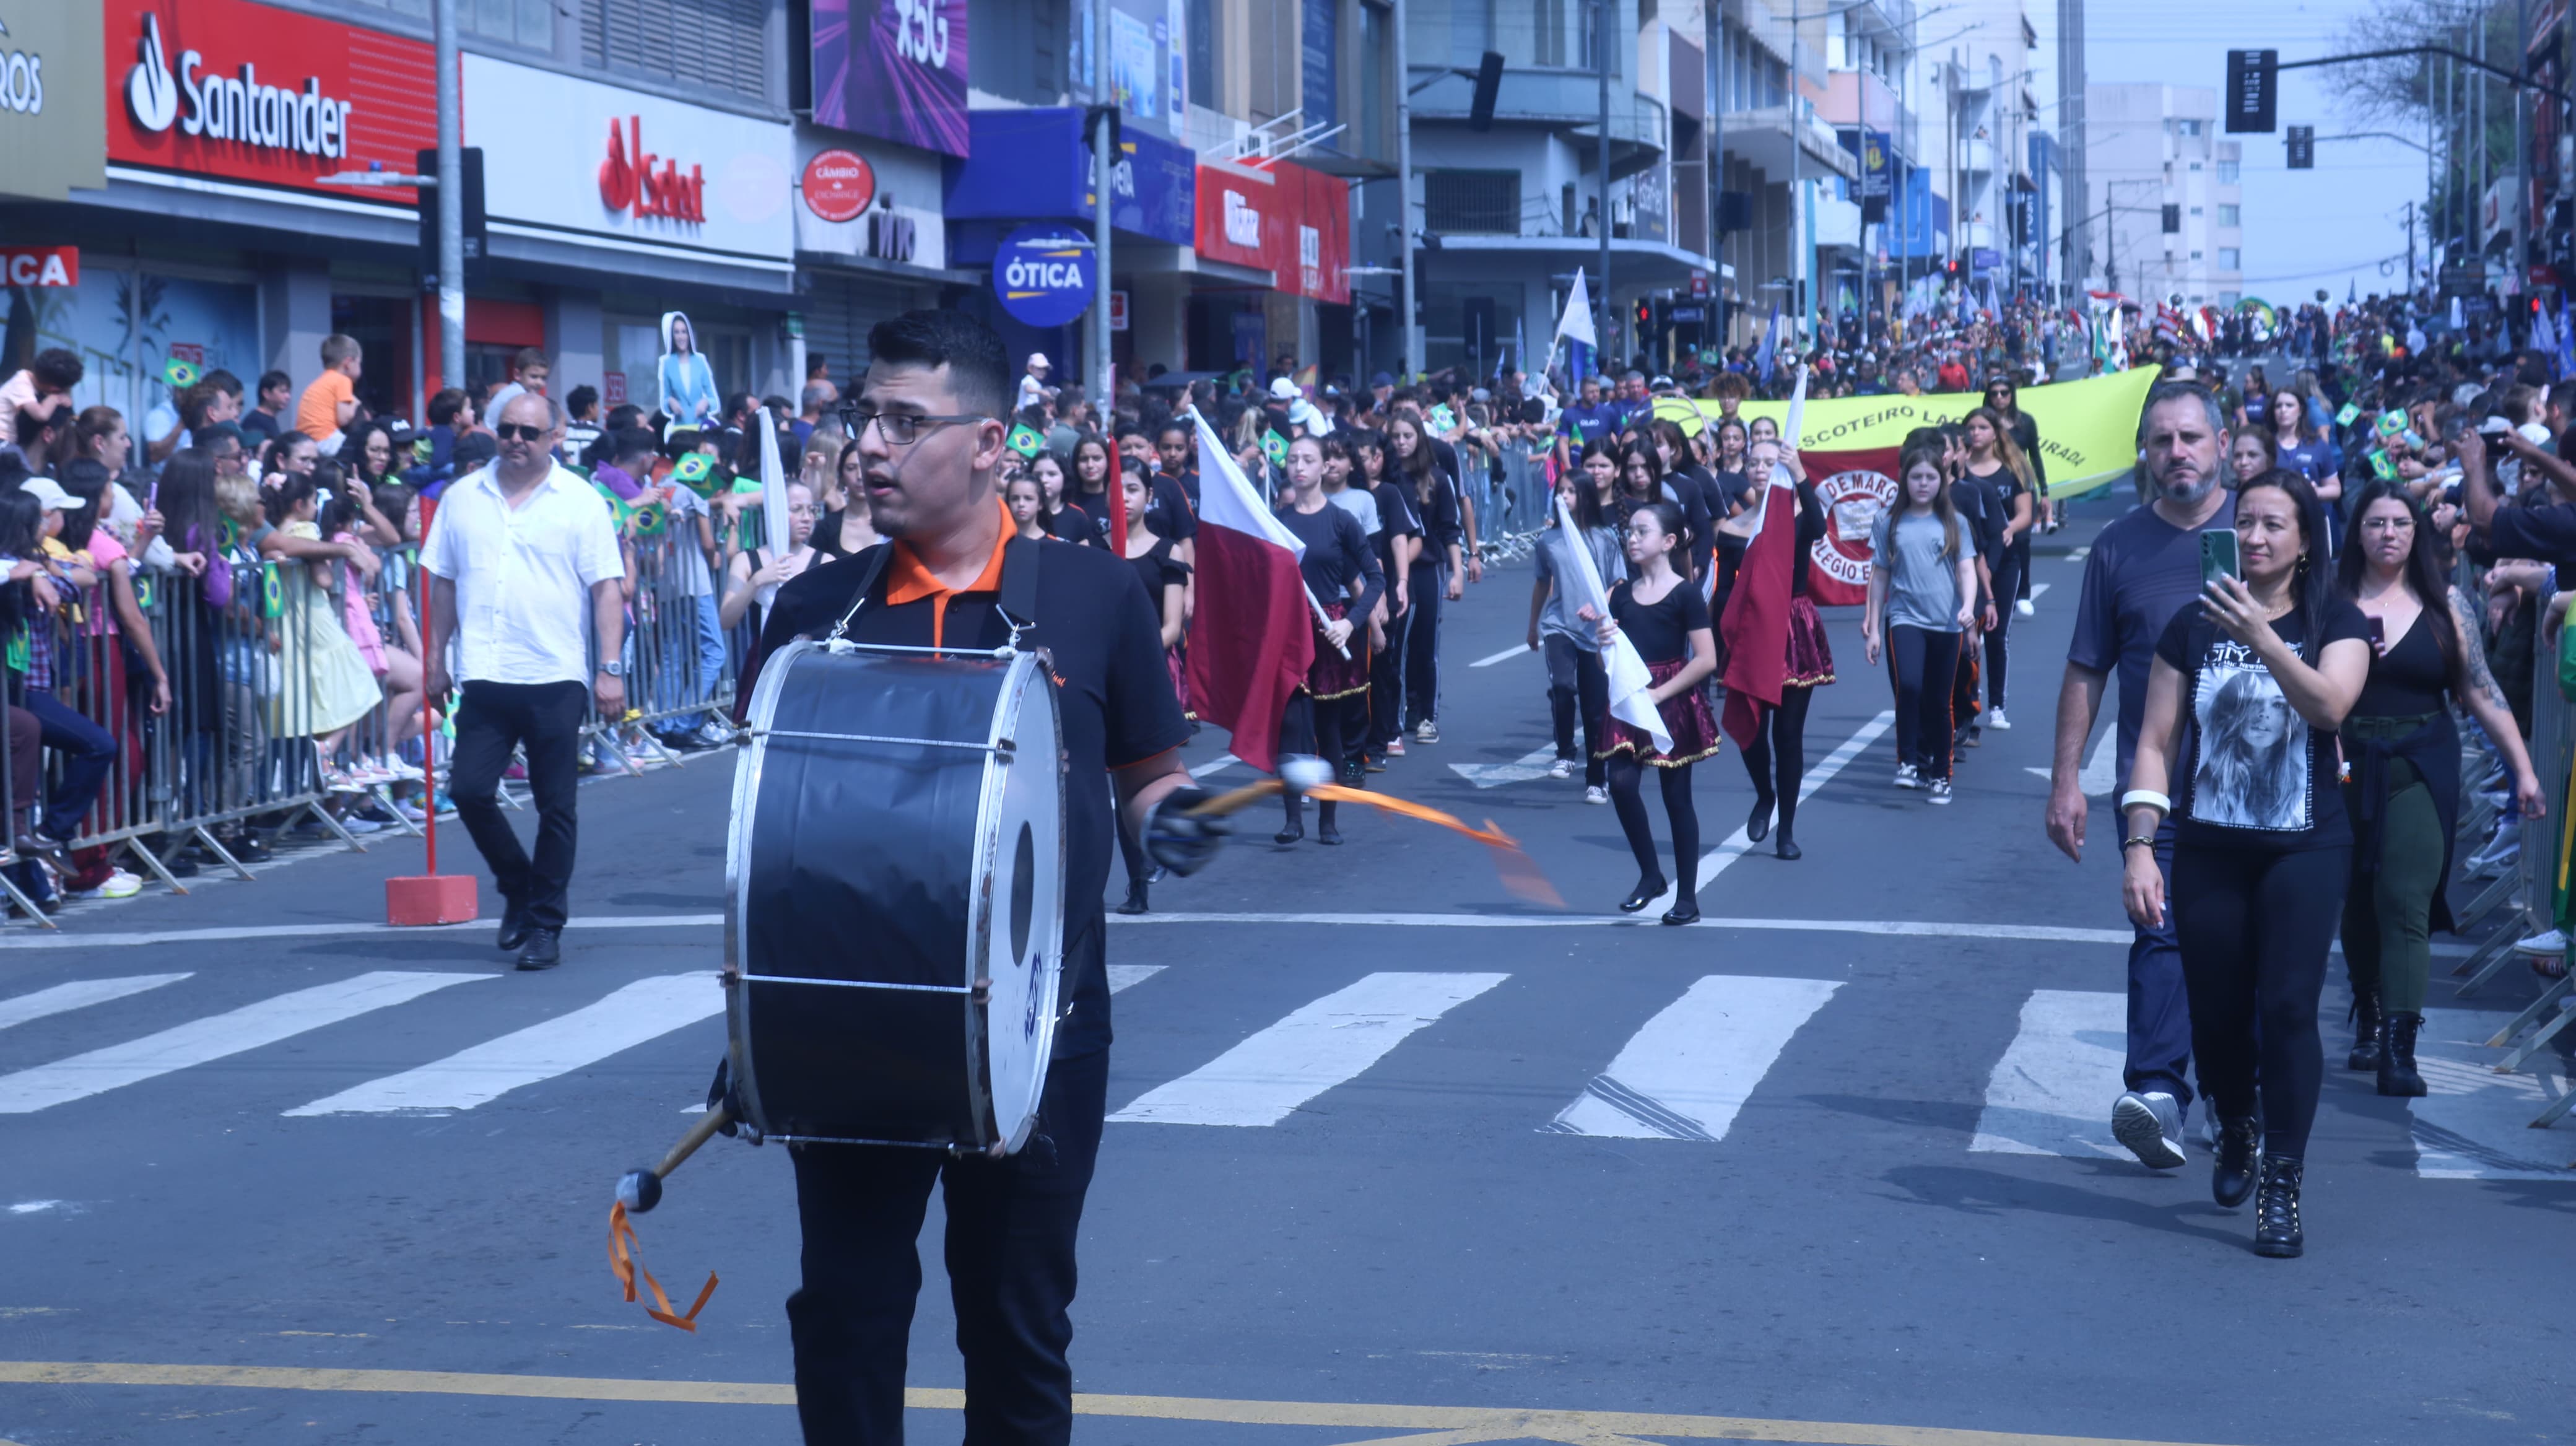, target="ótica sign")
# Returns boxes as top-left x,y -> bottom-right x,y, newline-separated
992,224 -> 1095,328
